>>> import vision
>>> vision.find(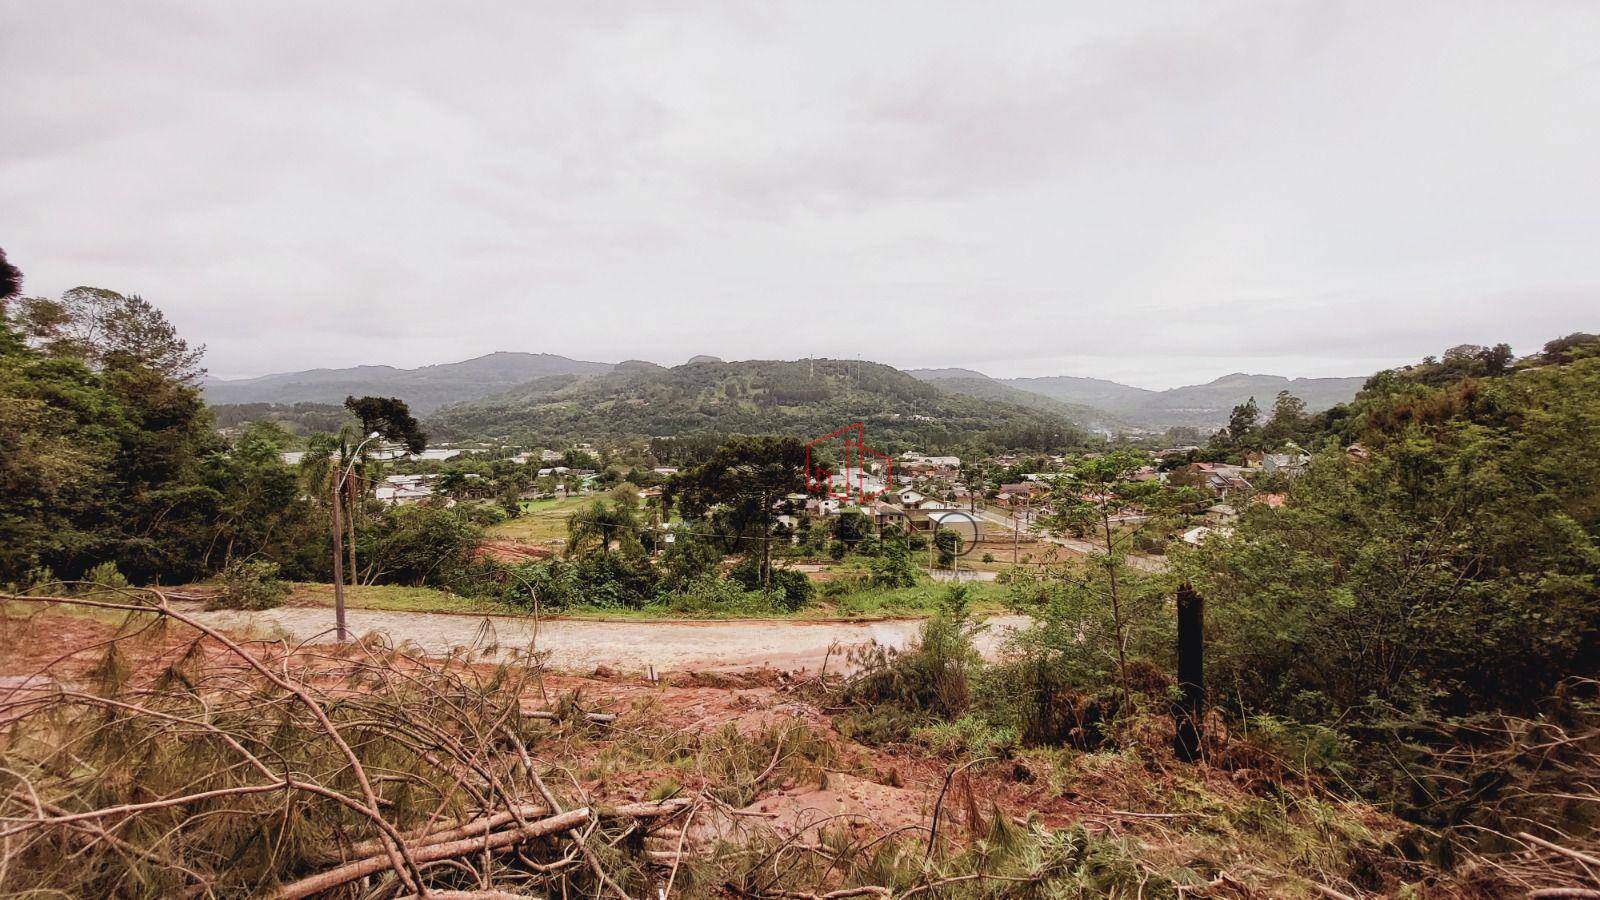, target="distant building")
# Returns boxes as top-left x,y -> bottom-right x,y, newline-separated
869,500 -> 909,529
997,482 -> 1043,504
895,487 -> 927,507
376,474 -> 435,506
